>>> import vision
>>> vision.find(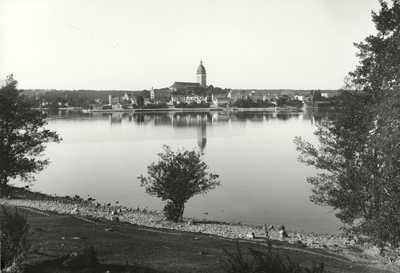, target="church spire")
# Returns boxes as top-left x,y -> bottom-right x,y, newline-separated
196,59 -> 207,87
